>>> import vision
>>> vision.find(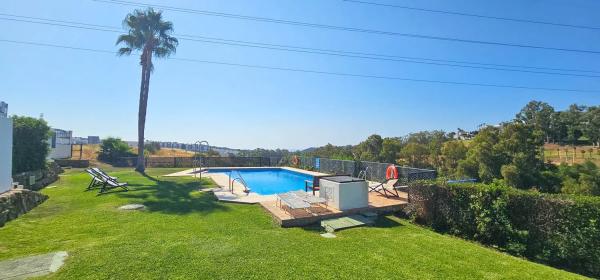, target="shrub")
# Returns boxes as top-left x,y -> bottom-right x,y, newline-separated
12,116 -> 51,173
408,181 -> 600,278
144,142 -> 161,154
98,137 -> 134,162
